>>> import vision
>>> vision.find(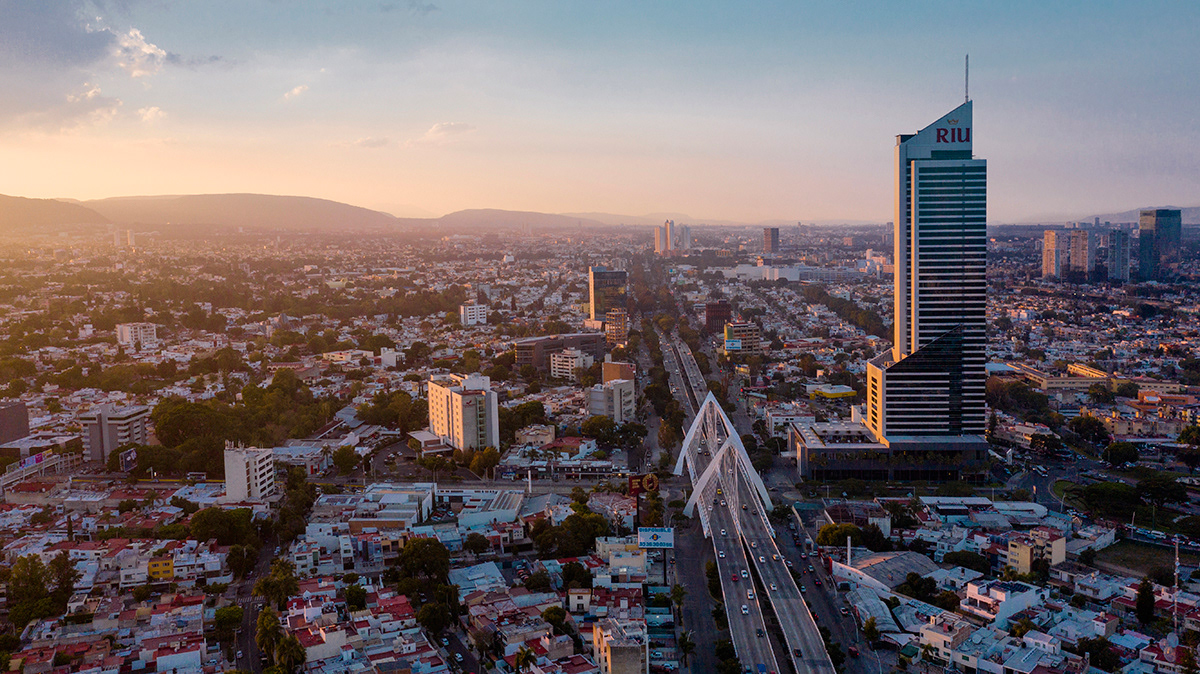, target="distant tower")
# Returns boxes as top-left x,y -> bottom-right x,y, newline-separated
1108,230 -> 1131,283
1042,230 -> 1068,280
763,227 -> 780,254
1138,209 -> 1182,281
1068,230 -> 1095,282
